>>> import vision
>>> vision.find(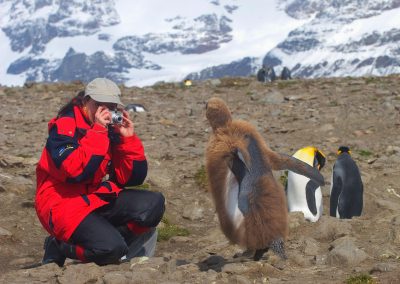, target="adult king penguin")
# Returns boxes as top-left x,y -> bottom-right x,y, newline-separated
286,147 -> 326,222
205,97 -> 325,260
330,146 -> 363,219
